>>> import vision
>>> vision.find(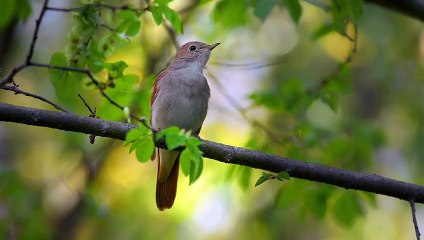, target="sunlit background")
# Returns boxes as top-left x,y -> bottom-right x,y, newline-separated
0,0 -> 423,239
